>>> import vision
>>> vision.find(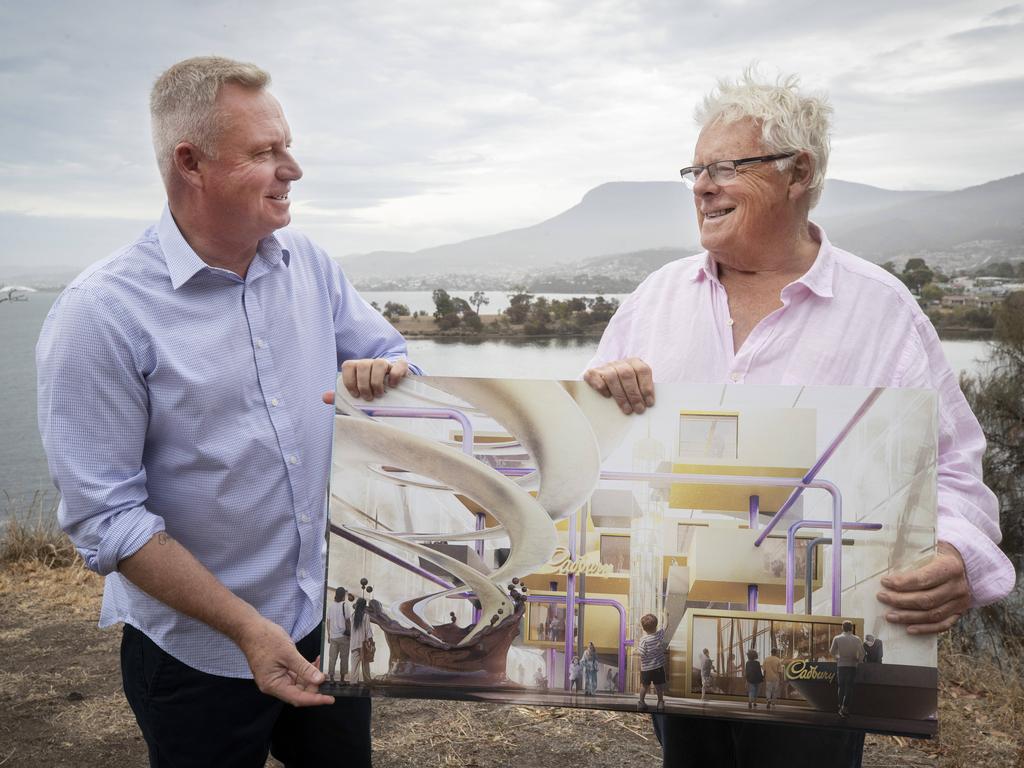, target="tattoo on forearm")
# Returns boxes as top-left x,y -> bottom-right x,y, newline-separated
156,532 -> 172,546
